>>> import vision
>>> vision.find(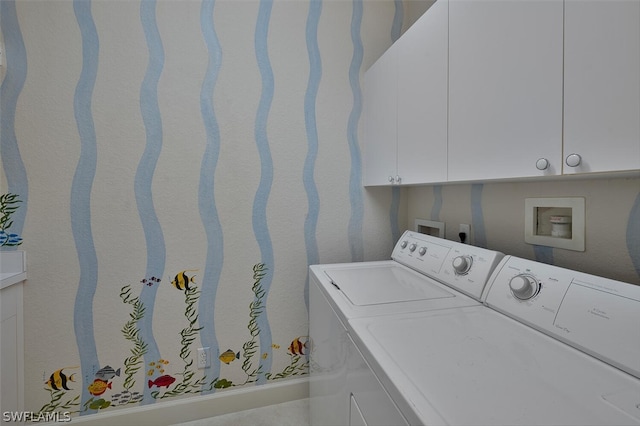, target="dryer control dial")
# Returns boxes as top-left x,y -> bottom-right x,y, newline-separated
452,255 -> 473,275
418,247 -> 427,256
409,243 -> 417,252
509,274 -> 540,300
400,240 -> 408,249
